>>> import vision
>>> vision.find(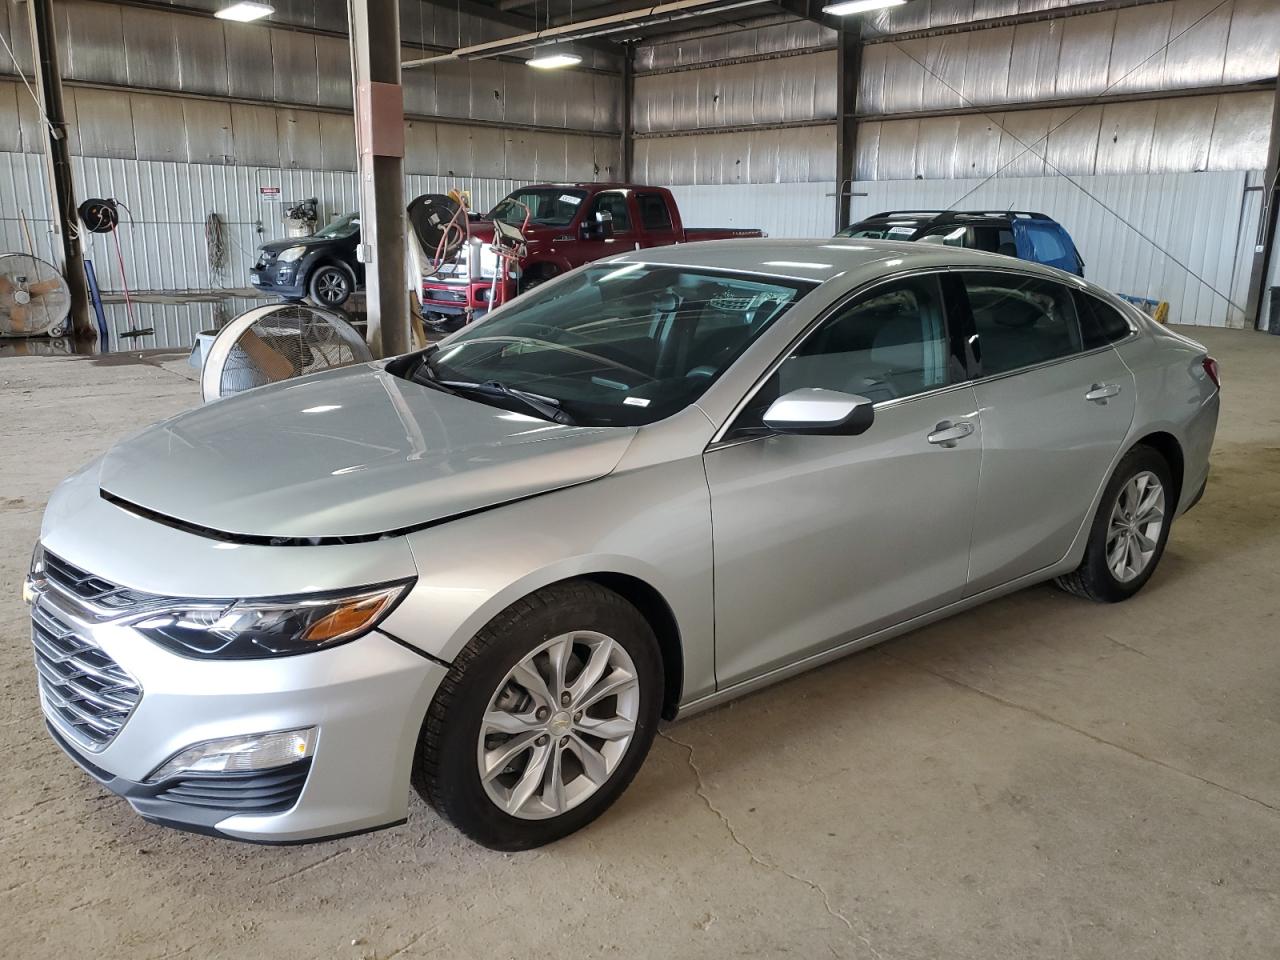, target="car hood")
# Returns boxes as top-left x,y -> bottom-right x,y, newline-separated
258,235 -> 343,256
97,364 -> 637,541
